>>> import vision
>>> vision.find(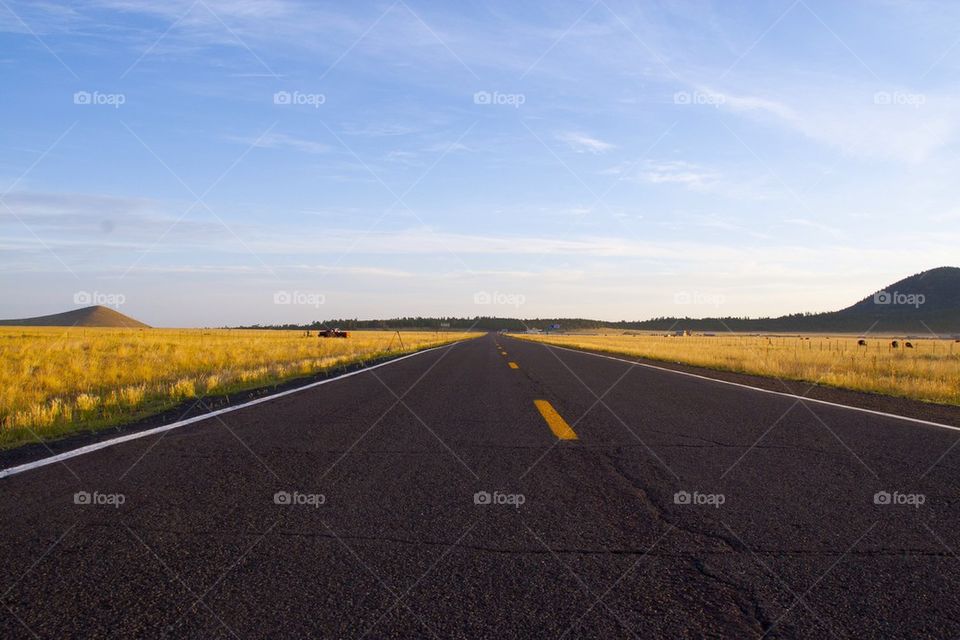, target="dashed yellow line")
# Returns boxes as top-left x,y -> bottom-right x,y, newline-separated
533,400 -> 578,440
508,362 -> 519,369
